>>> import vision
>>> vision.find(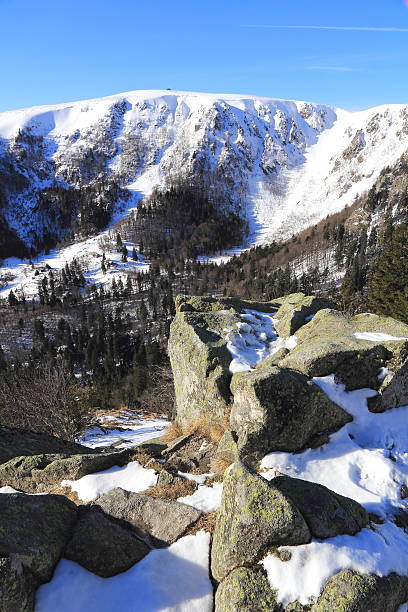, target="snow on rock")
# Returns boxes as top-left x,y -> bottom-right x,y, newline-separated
226,309 -> 297,373
262,521 -> 408,607
354,331 -> 408,342
260,374 -> 408,606
178,482 -> 223,513
35,531 -> 213,612
61,461 -> 157,503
